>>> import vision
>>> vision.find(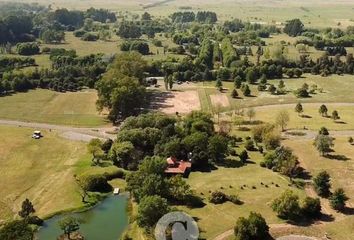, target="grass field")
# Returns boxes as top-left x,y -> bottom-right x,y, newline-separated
0,89 -> 107,126
12,0 -> 354,29
179,135 -> 306,239
254,103 -> 354,131
0,126 -> 88,221
283,137 -> 354,240
0,125 -> 125,222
